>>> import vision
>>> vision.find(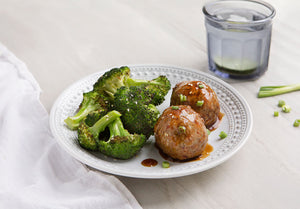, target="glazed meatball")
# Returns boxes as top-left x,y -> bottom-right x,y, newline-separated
170,81 -> 220,128
154,105 -> 208,160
